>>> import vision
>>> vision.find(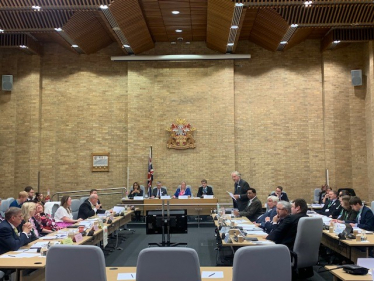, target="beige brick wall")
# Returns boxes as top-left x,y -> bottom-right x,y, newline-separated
0,40 -> 372,205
